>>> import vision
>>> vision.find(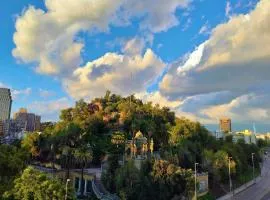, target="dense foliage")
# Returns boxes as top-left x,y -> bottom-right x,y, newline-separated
21,91 -> 176,168
3,167 -> 74,200
1,91 -> 265,199
0,144 -> 30,197
114,160 -> 194,200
